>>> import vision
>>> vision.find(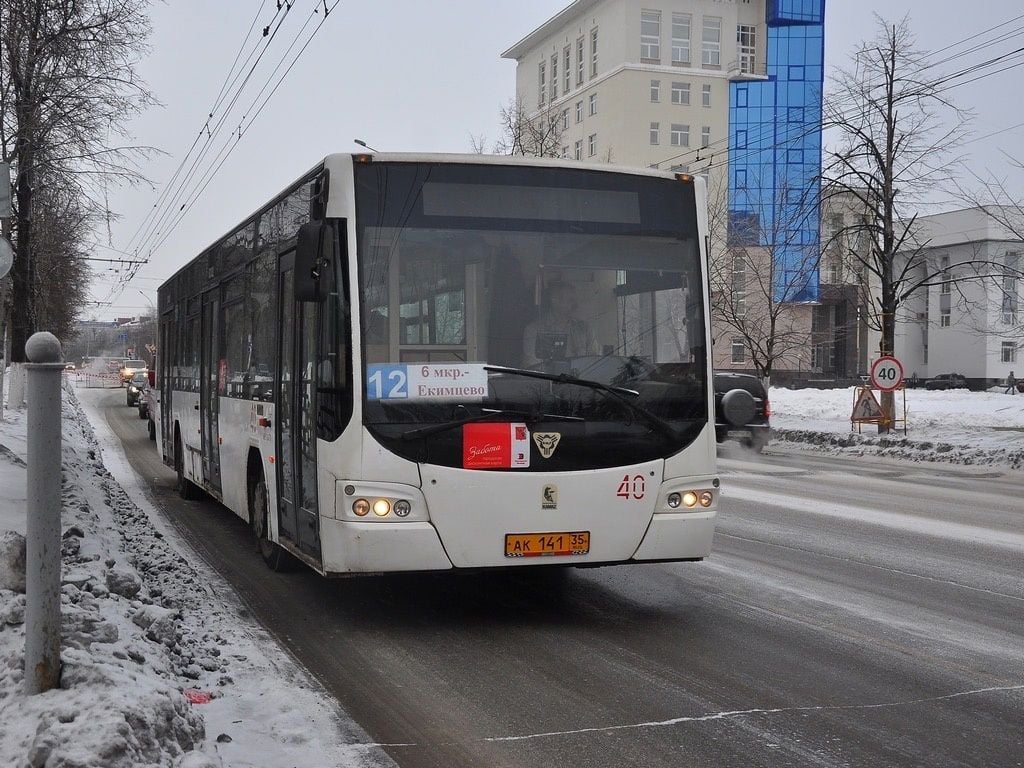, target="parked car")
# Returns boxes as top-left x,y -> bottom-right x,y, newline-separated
119,359 -> 148,385
126,371 -> 149,406
713,371 -> 771,452
924,373 -> 968,391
